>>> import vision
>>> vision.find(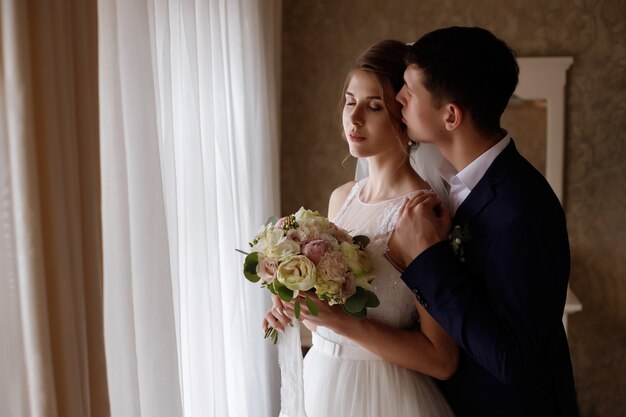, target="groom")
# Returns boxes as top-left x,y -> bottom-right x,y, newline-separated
390,27 -> 579,417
